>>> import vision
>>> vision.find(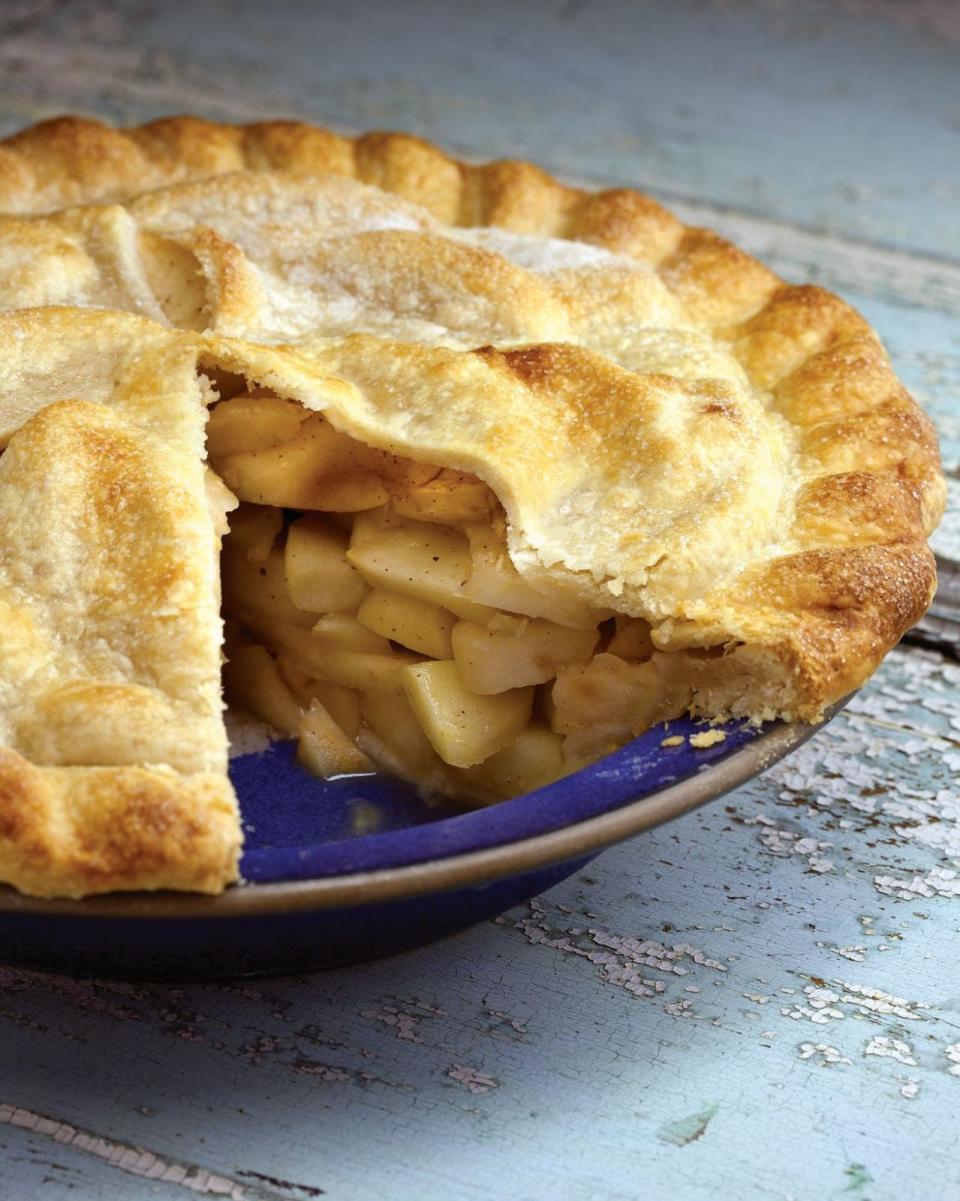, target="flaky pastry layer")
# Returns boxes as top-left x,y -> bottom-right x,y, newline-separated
0,750 -> 238,899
